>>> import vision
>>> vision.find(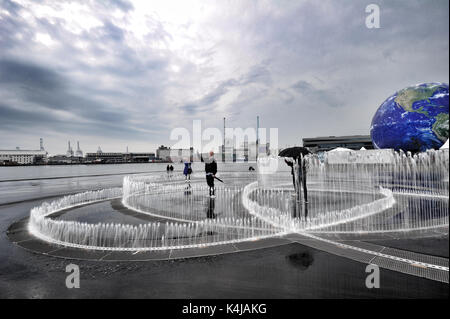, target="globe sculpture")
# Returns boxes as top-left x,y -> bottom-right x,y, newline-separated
371,83 -> 449,152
